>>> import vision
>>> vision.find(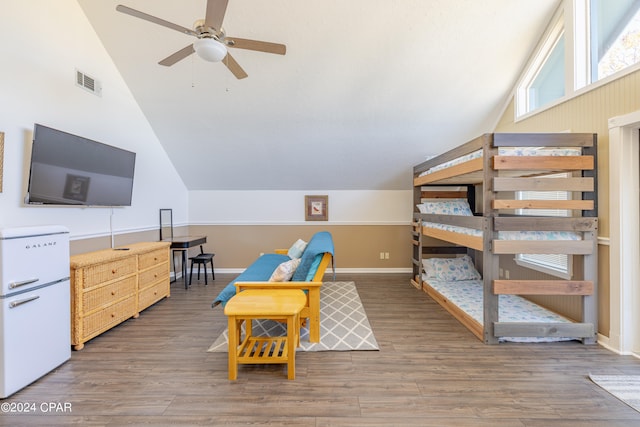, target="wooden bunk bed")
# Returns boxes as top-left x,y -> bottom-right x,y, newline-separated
411,133 -> 598,344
